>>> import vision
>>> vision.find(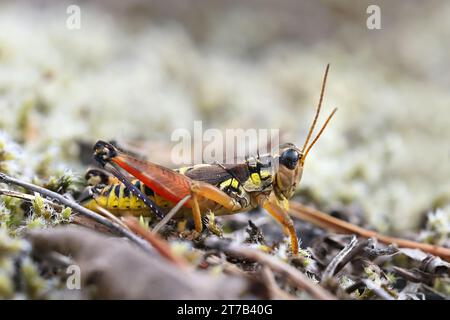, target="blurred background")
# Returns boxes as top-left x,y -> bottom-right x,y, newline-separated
0,0 -> 449,233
